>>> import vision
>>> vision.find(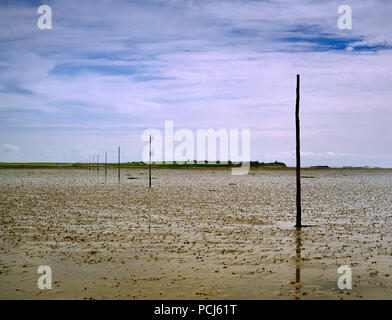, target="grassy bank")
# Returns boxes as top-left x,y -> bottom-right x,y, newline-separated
0,161 -> 287,169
